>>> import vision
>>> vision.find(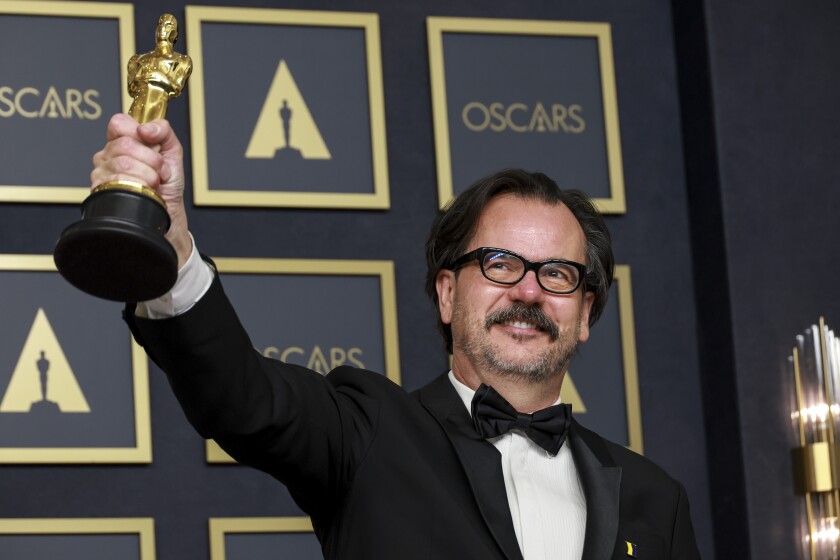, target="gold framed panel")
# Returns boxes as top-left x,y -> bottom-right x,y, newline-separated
209,517 -> 313,560
0,0 -> 134,203
427,17 -> 626,213
0,255 -> 151,463
185,6 -> 390,209
206,257 -> 399,463
0,518 -> 156,559
544,265 -> 642,453
614,265 -> 642,454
